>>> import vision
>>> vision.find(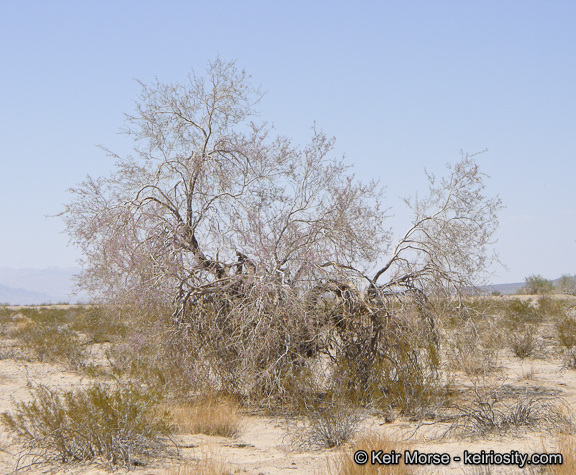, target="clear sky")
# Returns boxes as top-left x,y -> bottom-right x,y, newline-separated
1,1 -> 574,284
